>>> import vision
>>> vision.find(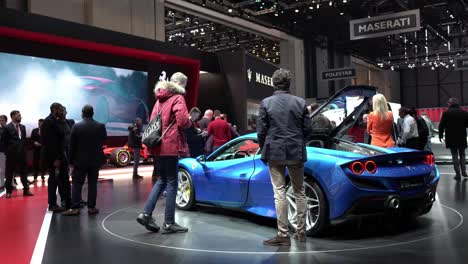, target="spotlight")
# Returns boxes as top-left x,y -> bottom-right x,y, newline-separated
340,12 -> 344,15
228,8 -> 233,13
295,9 -> 299,13
329,1 -> 333,7
309,6 -> 313,10
343,0 -> 347,2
